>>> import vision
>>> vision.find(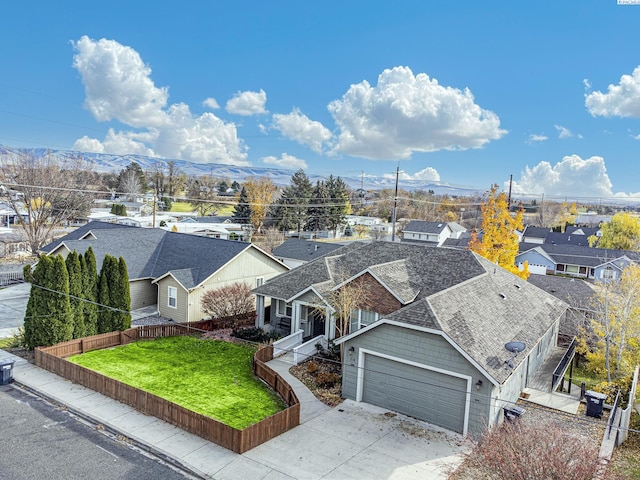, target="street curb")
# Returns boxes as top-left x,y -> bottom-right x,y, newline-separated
11,380 -> 211,480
